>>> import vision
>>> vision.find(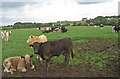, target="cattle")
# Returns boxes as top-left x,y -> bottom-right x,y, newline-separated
1,31 -> 5,39
3,54 -> 35,74
29,38 -> 73,75
26,34 -> 47,61
61,26 -> 67,33
61,26 -> 65,30
41,27 -> 52,33
36,27 -> 41,30
51,27 -> 58,31
36,28 -> 39,30
62,29 -> 67,33
53,28 -> 60,31
1,31 -> 11,42
42,30 -> 53,33
61,28 -> 67,33
26,34 -> 47,45
100,24 -> 104,29
39,27 -> 41,30
46,27 -> 51,31
40,28 -> 46,33
112,24 -> 120,33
